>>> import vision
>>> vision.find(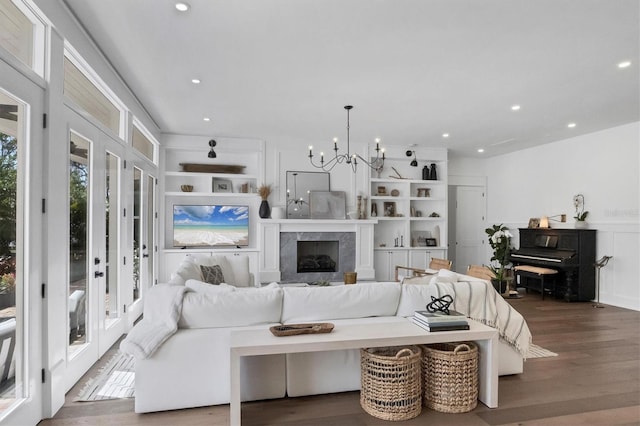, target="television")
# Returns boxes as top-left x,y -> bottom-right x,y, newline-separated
173,205 -> 249,247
